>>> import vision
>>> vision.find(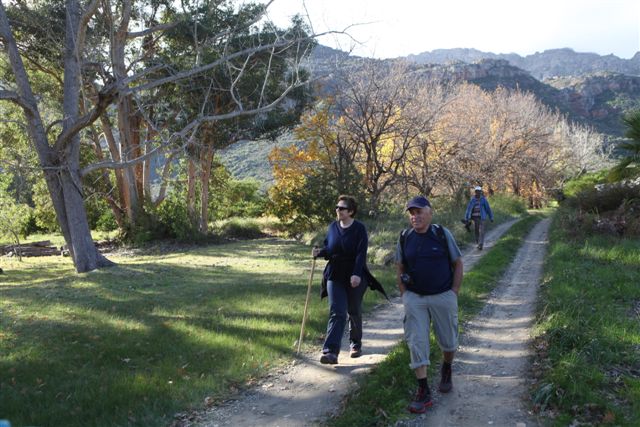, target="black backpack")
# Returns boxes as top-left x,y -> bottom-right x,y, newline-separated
399,224 -> 453,272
